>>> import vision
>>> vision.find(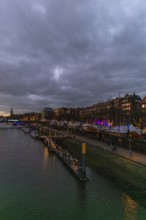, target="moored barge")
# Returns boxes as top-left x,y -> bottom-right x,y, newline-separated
55,146 -> 89,182
41,136 -> 89,182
